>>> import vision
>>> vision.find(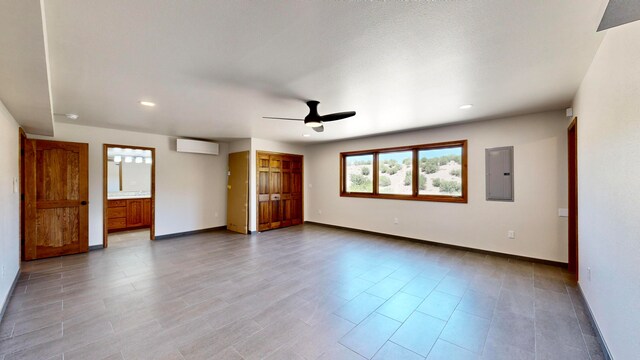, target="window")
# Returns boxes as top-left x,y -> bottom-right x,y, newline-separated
418,147 -> 463,197
378,151 -> 413,195
344,154 -> 374,193
340,140 -> 467,203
